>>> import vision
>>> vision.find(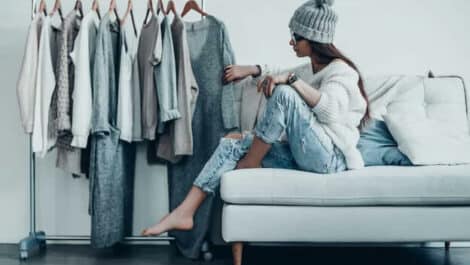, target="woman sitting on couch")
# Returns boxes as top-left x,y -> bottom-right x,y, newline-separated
143,0 -> 369,264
